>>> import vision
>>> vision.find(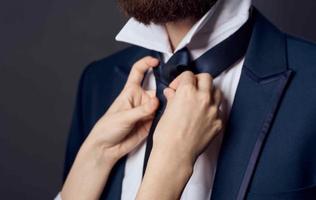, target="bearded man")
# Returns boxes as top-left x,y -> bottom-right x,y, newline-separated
57,0 -> 316,199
